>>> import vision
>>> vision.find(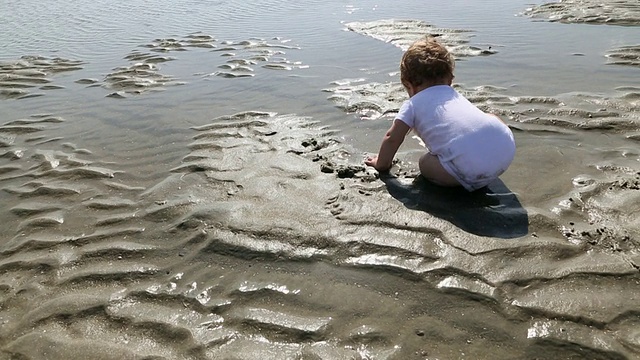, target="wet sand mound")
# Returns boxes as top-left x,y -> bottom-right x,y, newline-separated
143,33 -> 307,76
0,56 -> 84,100
523,0 -> 640,26
143,34 -> 218,52
465,86 -> 640,134
324,79 -> 640,134
2,107 -> 638,359
103,61 -> 178,98
101,34 -> 306,98
100,35 -> 216,97
208,37 -> 306,78
345,19 -> 497,57
606,45 -> 640,68
332,19 -> 498,121
324,80 -> 405,120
